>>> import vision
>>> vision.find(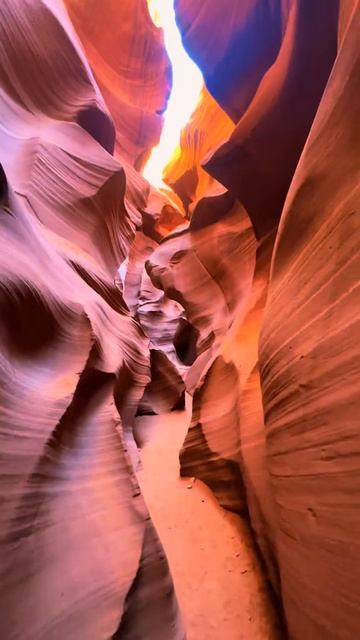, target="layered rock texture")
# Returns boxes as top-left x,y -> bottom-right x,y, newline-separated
0,1 -> 184,638
64,0 -> 172,167
160,1 -> 359,638
0,0 -> 359,639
